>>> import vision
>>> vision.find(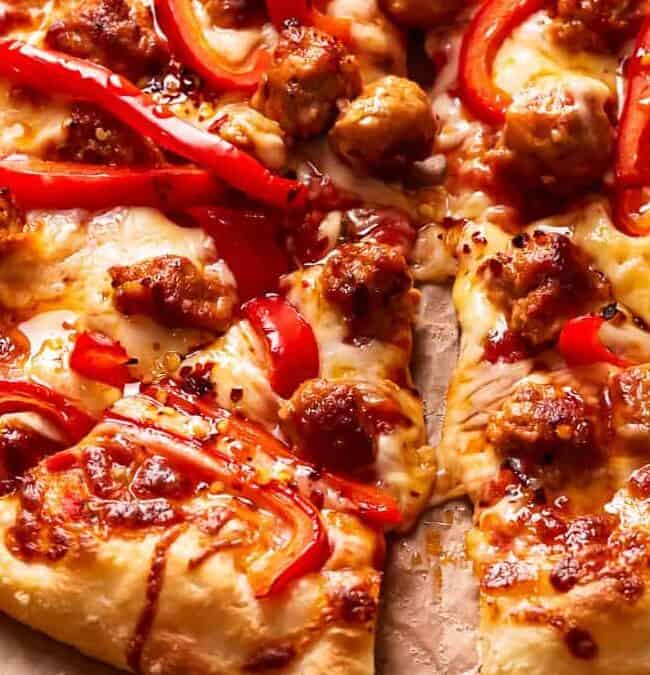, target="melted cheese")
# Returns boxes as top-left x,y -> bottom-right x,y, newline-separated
494,11 -> 617,95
